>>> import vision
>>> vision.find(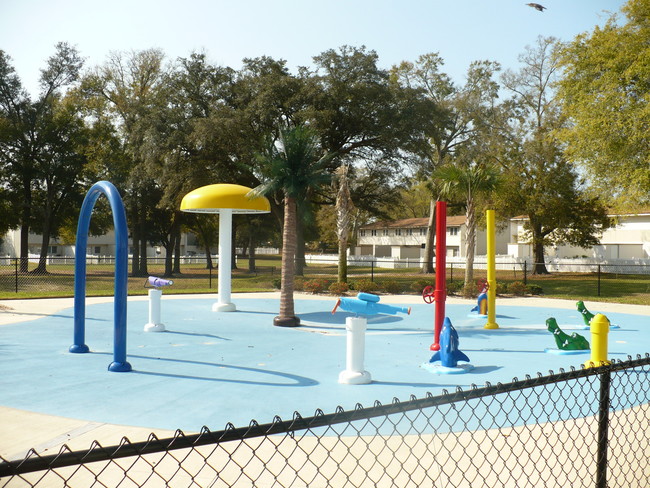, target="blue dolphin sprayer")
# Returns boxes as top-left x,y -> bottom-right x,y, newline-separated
429,317 -> 470,368
69,181 -> 132,372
